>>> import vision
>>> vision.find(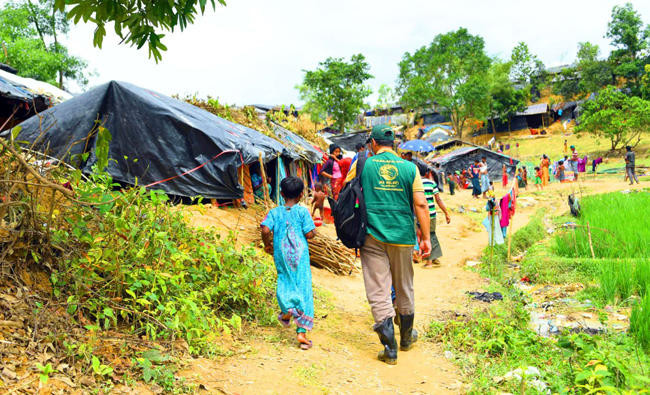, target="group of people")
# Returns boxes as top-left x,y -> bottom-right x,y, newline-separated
258,129 -> 643,363
260,124 -> 451,363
